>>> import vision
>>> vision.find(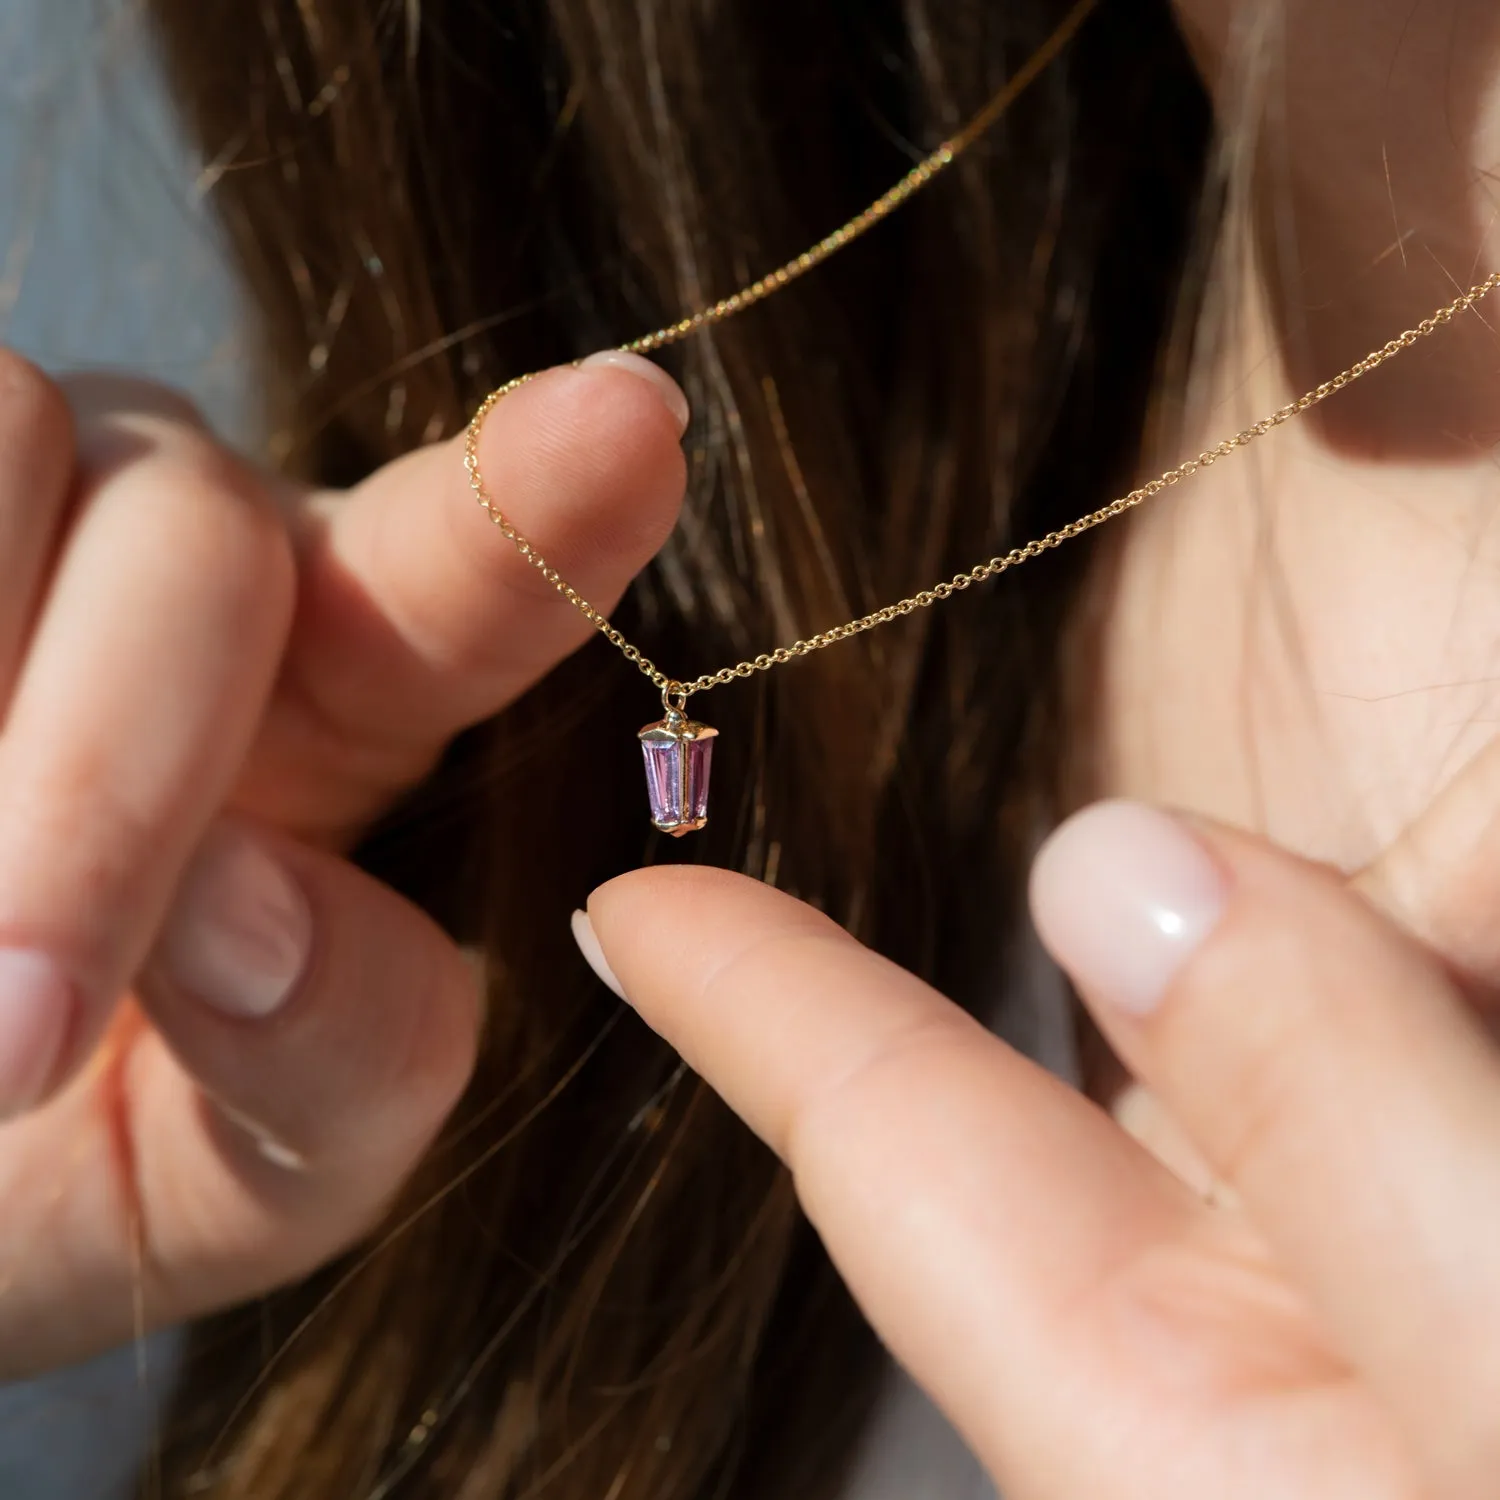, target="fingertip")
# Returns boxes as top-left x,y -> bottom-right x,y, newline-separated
588,862 -> 809,912
155,821 -> 313,1022
483,361 -> 687,557
585,861 -> 729,911
584,866 -> 854,1039
586,865 -> 829,956
578,350 -> 691,435
141,829 -> 481,1183
467,357 -> 686,483
570,909 -> 627,1000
